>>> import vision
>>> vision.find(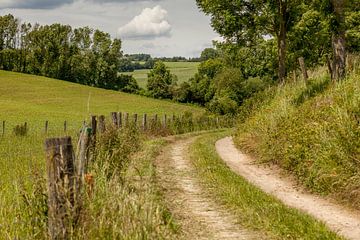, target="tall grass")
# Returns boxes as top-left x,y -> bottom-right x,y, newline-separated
0,124 -> 179,239
235,68 -> 360,209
